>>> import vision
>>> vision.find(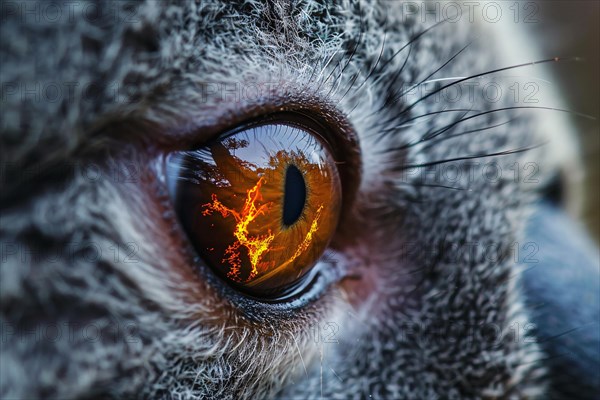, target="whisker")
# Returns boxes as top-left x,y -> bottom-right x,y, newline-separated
348,17 -> 453,117
512,352 -> 570,367
371,108 -> 477,135
318,1 -> 364,93
292,335 -> 309,379
380,42 -> 473,117
390,106 -> 595,152
325,33 -> 366,98
537,326 -> 582,344
363,42 -> 414,119
372,108 -> 473,145
371,17 -> 453,83
419,119 -> 515,152
337,32 -> 387,103
398,57 -> 582,116
417,76 -> 467,85
389,142 -> 547,170
329,367 -> 343,383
